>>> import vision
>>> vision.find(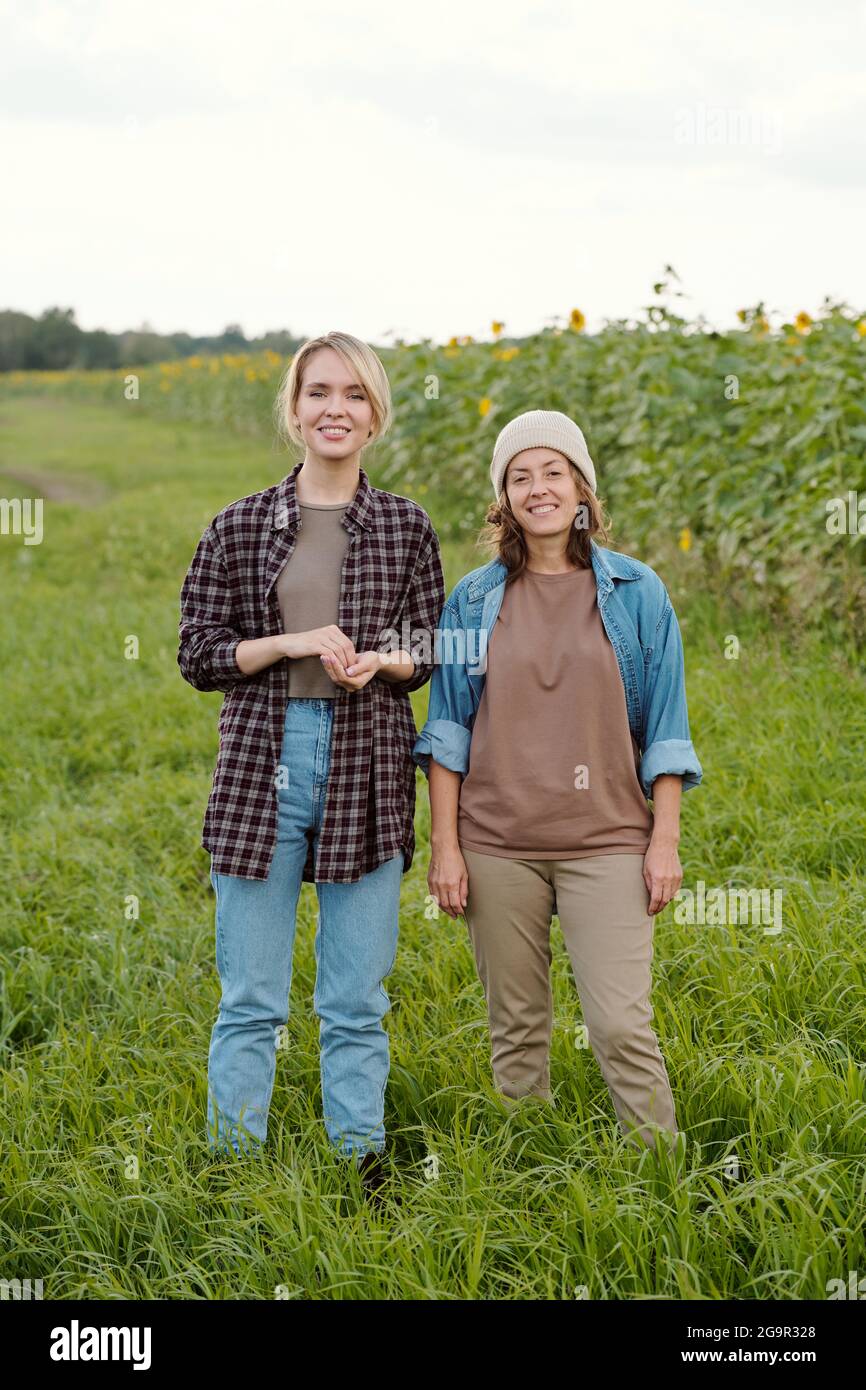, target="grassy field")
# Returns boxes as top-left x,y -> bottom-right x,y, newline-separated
1,395 -> 865,1300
